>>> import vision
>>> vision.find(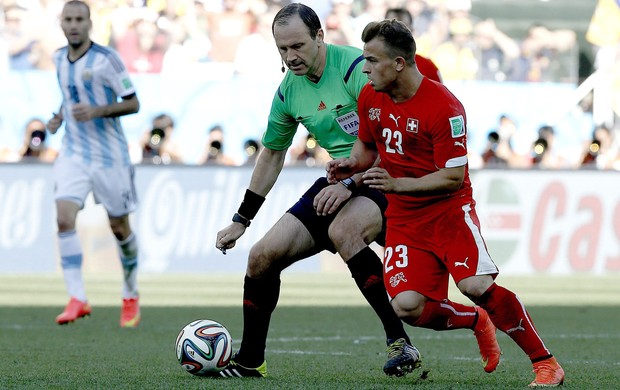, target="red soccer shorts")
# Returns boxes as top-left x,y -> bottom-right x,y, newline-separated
383,201 -> 498,302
